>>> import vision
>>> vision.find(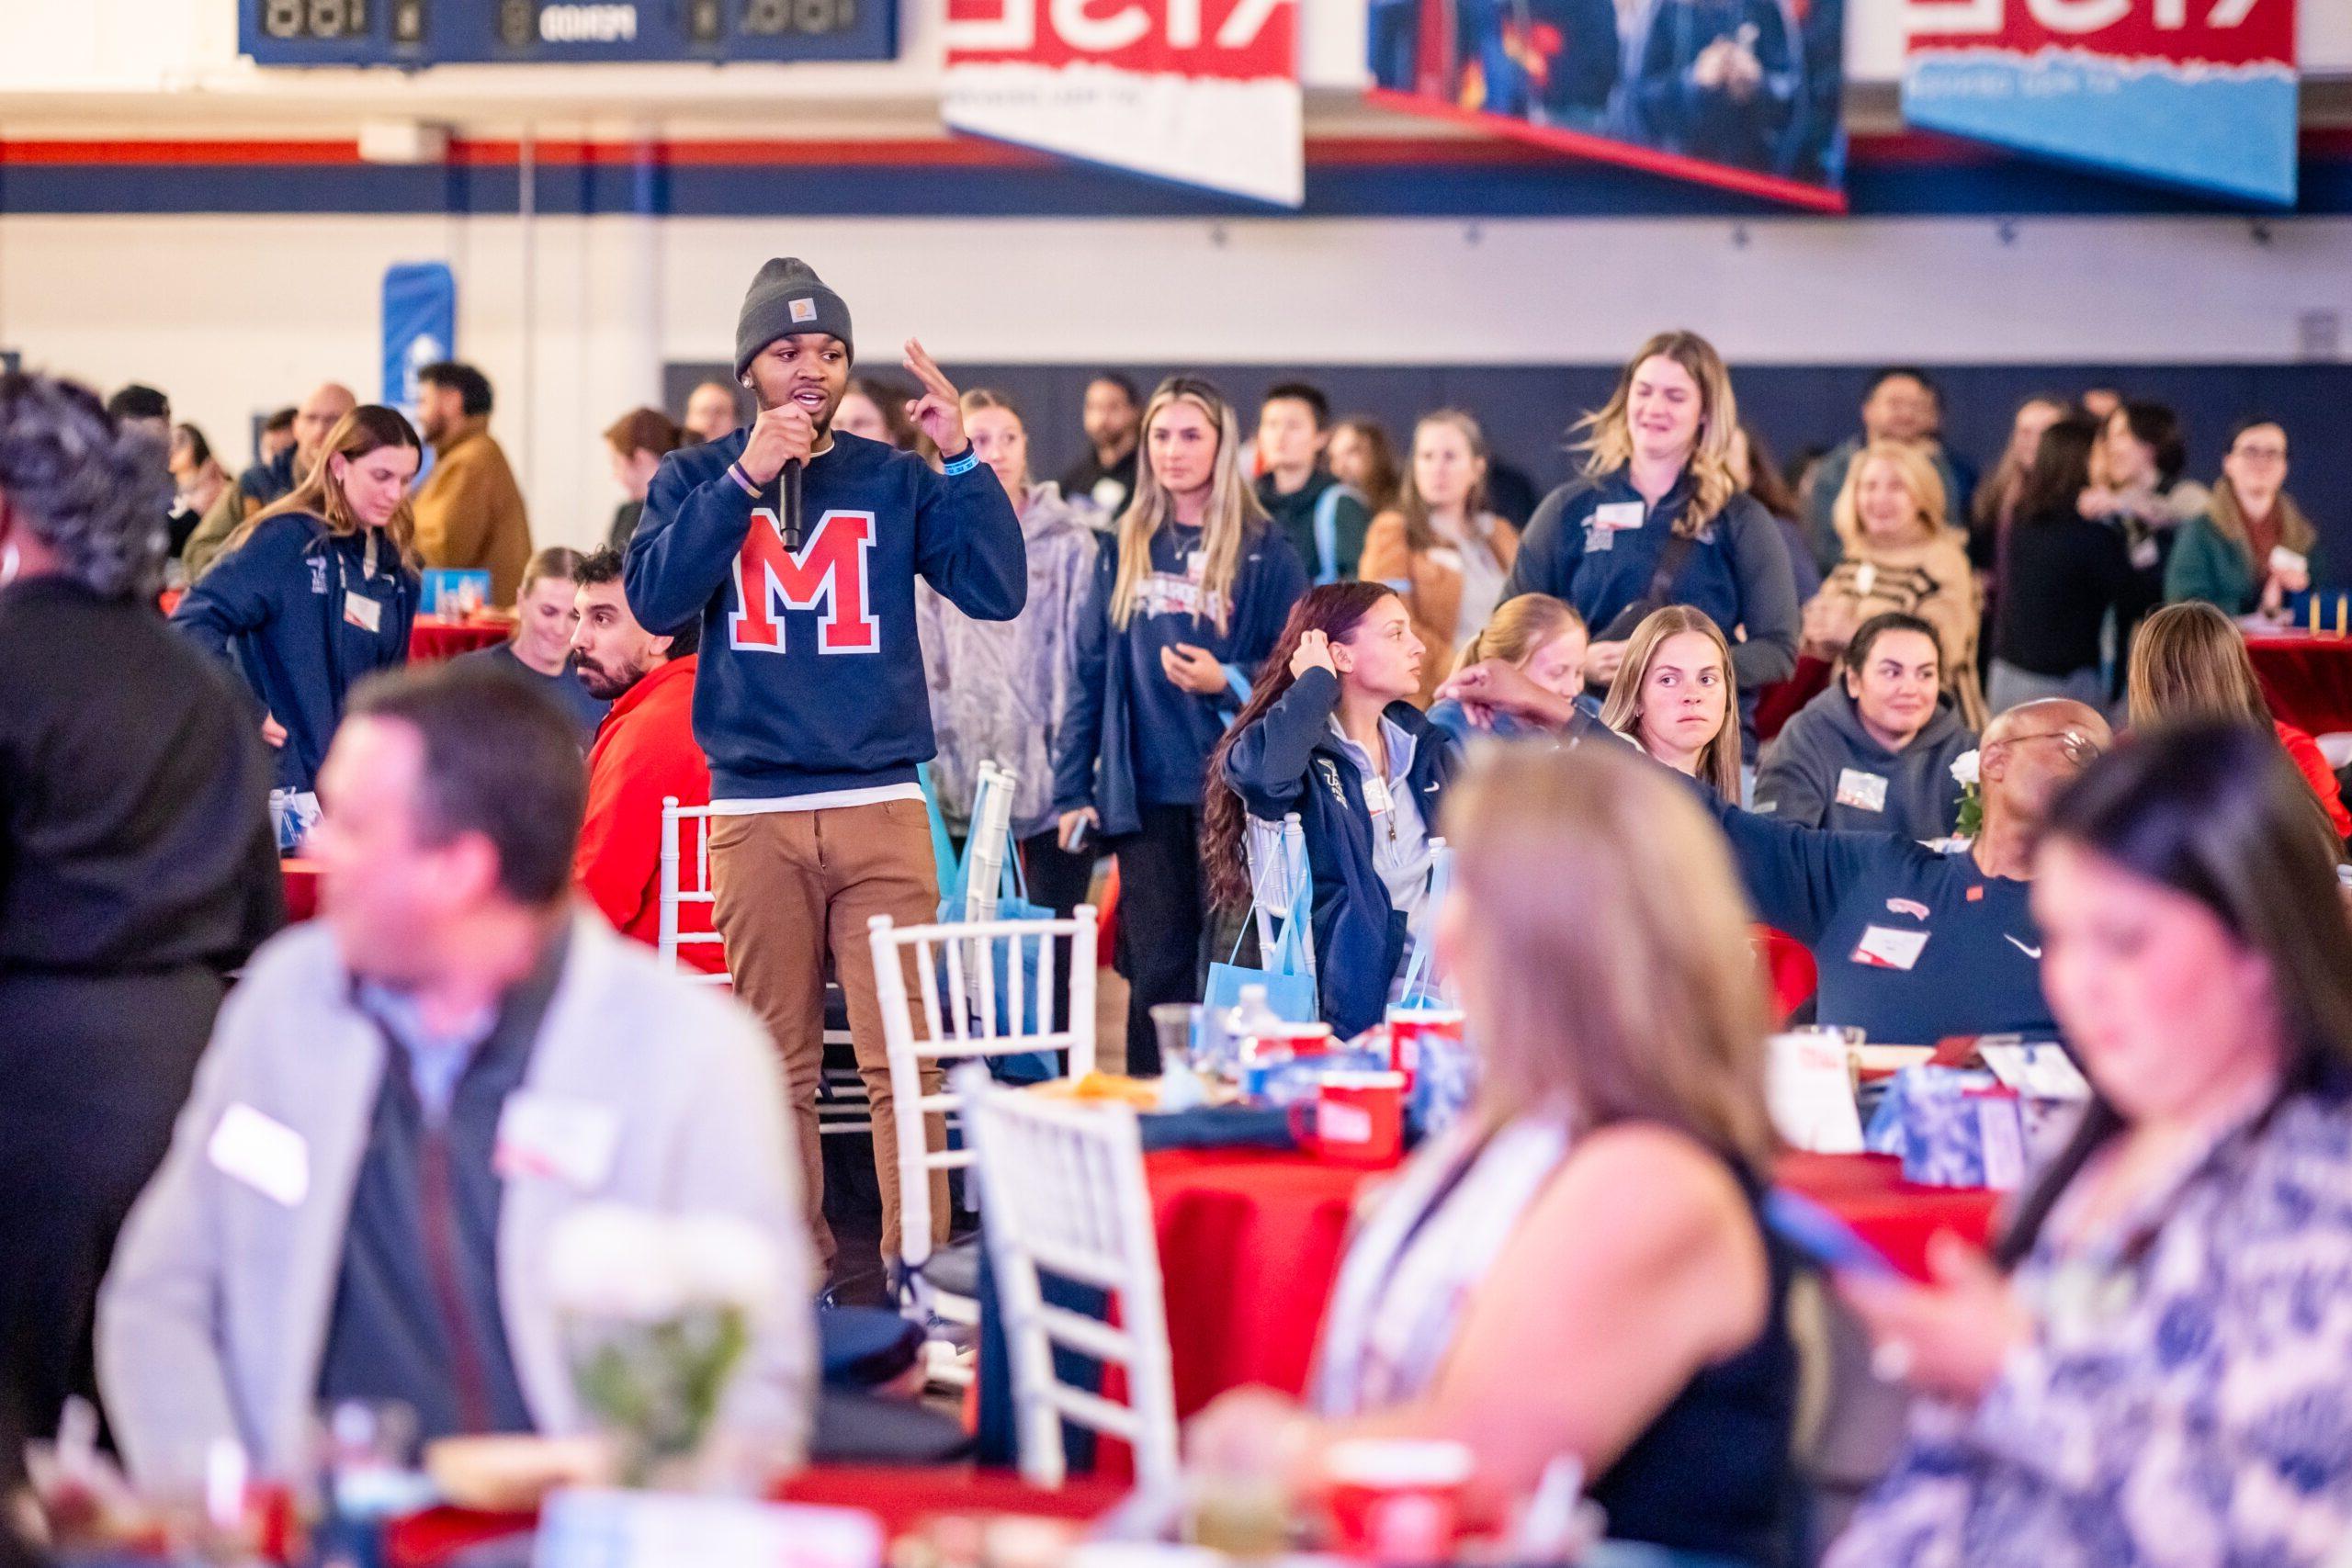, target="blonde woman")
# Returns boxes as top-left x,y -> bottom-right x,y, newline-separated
2125,601 -> 2349,840
2167,419 -> 2318,618
1803,438 -> 1985,728
1600,604 -> 1742,798
1359,411 -> 1521,705
1427,593 -> 1591,746
1051,376 -> 1309,1071
1190,743 -> 1796,1564
169,405 -> 424,795
1504,330 -> 1798,696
